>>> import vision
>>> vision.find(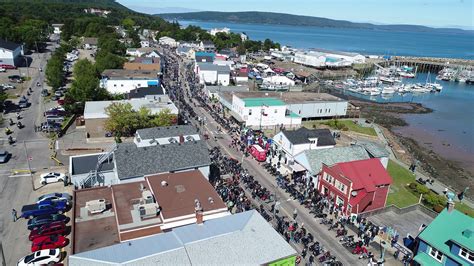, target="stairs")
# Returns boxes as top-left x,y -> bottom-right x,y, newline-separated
80,143 -> 117,188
